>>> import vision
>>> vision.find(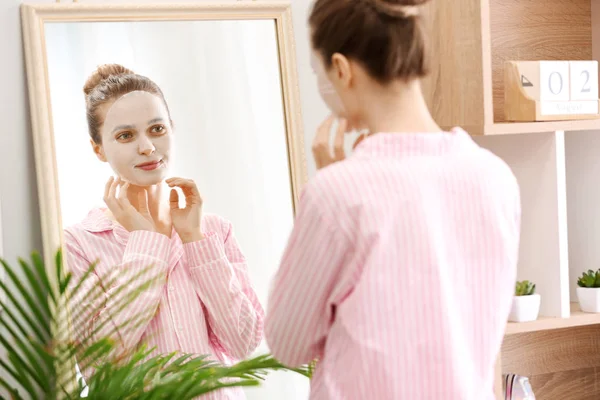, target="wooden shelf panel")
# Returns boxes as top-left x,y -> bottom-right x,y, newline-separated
487,119 -> 600,135
444,119 -> 600,135
505,303 -> 600,335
